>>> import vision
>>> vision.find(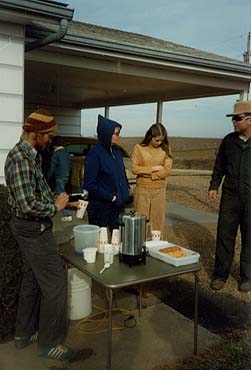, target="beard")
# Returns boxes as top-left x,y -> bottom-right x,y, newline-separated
34,141 -> 46,152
